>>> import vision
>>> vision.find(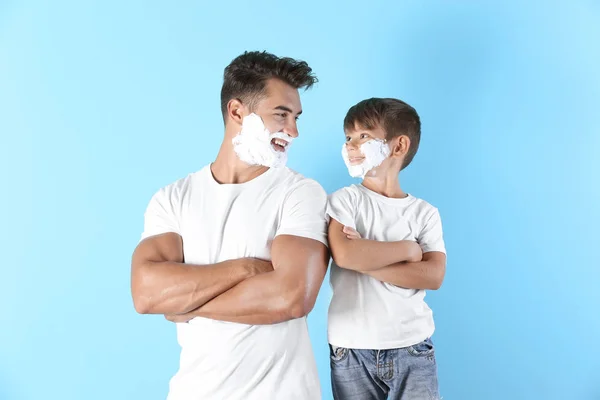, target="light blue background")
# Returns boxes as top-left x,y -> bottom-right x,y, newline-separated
2,1 -> 599,399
